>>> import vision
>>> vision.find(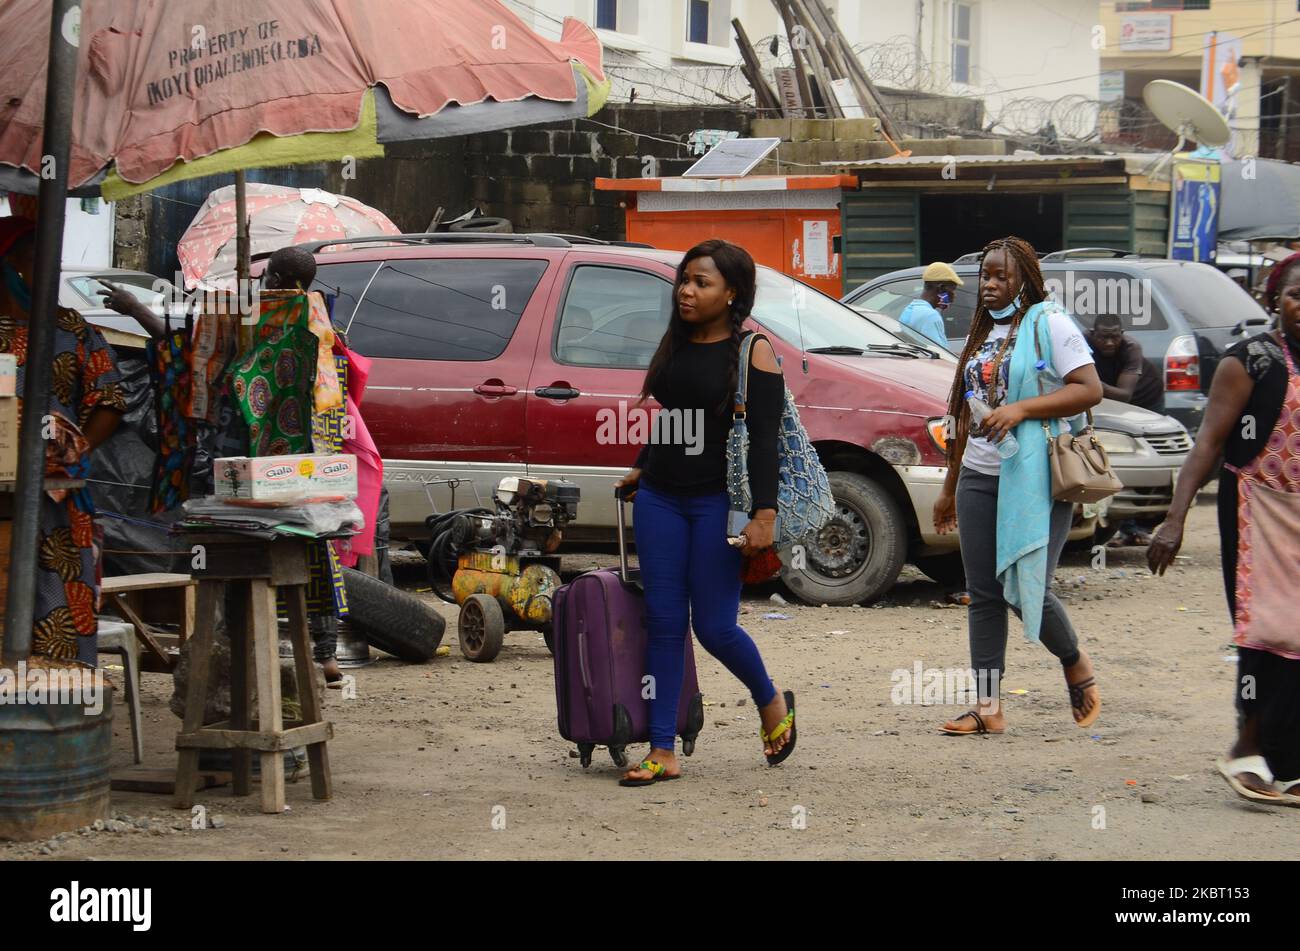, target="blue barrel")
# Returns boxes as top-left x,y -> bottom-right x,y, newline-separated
0,675 -> 113,841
